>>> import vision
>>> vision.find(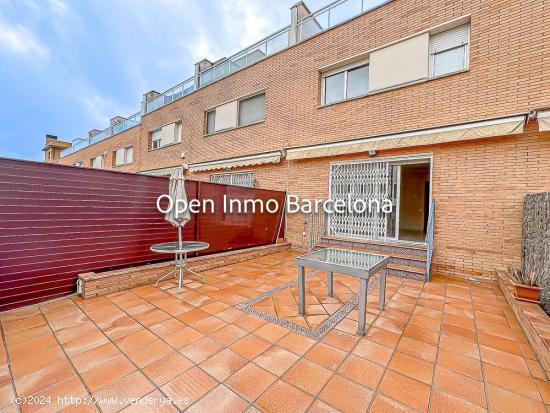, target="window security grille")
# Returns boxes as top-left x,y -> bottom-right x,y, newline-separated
210,172 -> 256,188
